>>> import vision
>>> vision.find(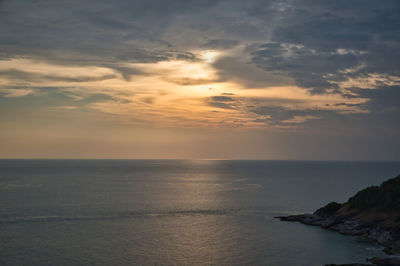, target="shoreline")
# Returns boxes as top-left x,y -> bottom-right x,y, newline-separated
276,213 -> 400,265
